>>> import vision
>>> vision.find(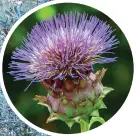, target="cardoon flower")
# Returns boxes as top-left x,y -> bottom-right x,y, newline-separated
9,12 -> 119,132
